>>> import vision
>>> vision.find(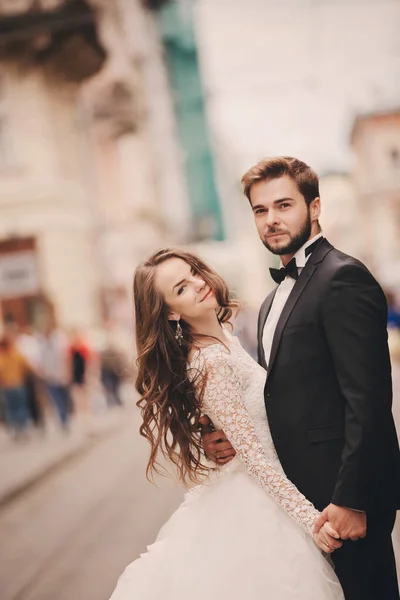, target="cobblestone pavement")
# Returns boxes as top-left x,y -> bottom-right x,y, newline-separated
0,408 -> 183,600
0,409 -> 129,506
